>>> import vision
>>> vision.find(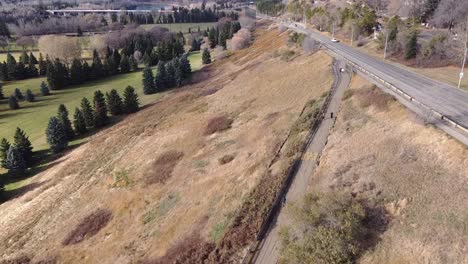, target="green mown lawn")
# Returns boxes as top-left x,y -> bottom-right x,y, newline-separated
0,51 -> 202,151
